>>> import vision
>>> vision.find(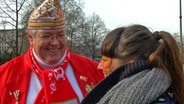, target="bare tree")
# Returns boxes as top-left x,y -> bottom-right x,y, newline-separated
0,0 -> 30,56
62,0 -> 86,52
62,0 -> 108,59
79,13 -> 108,59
